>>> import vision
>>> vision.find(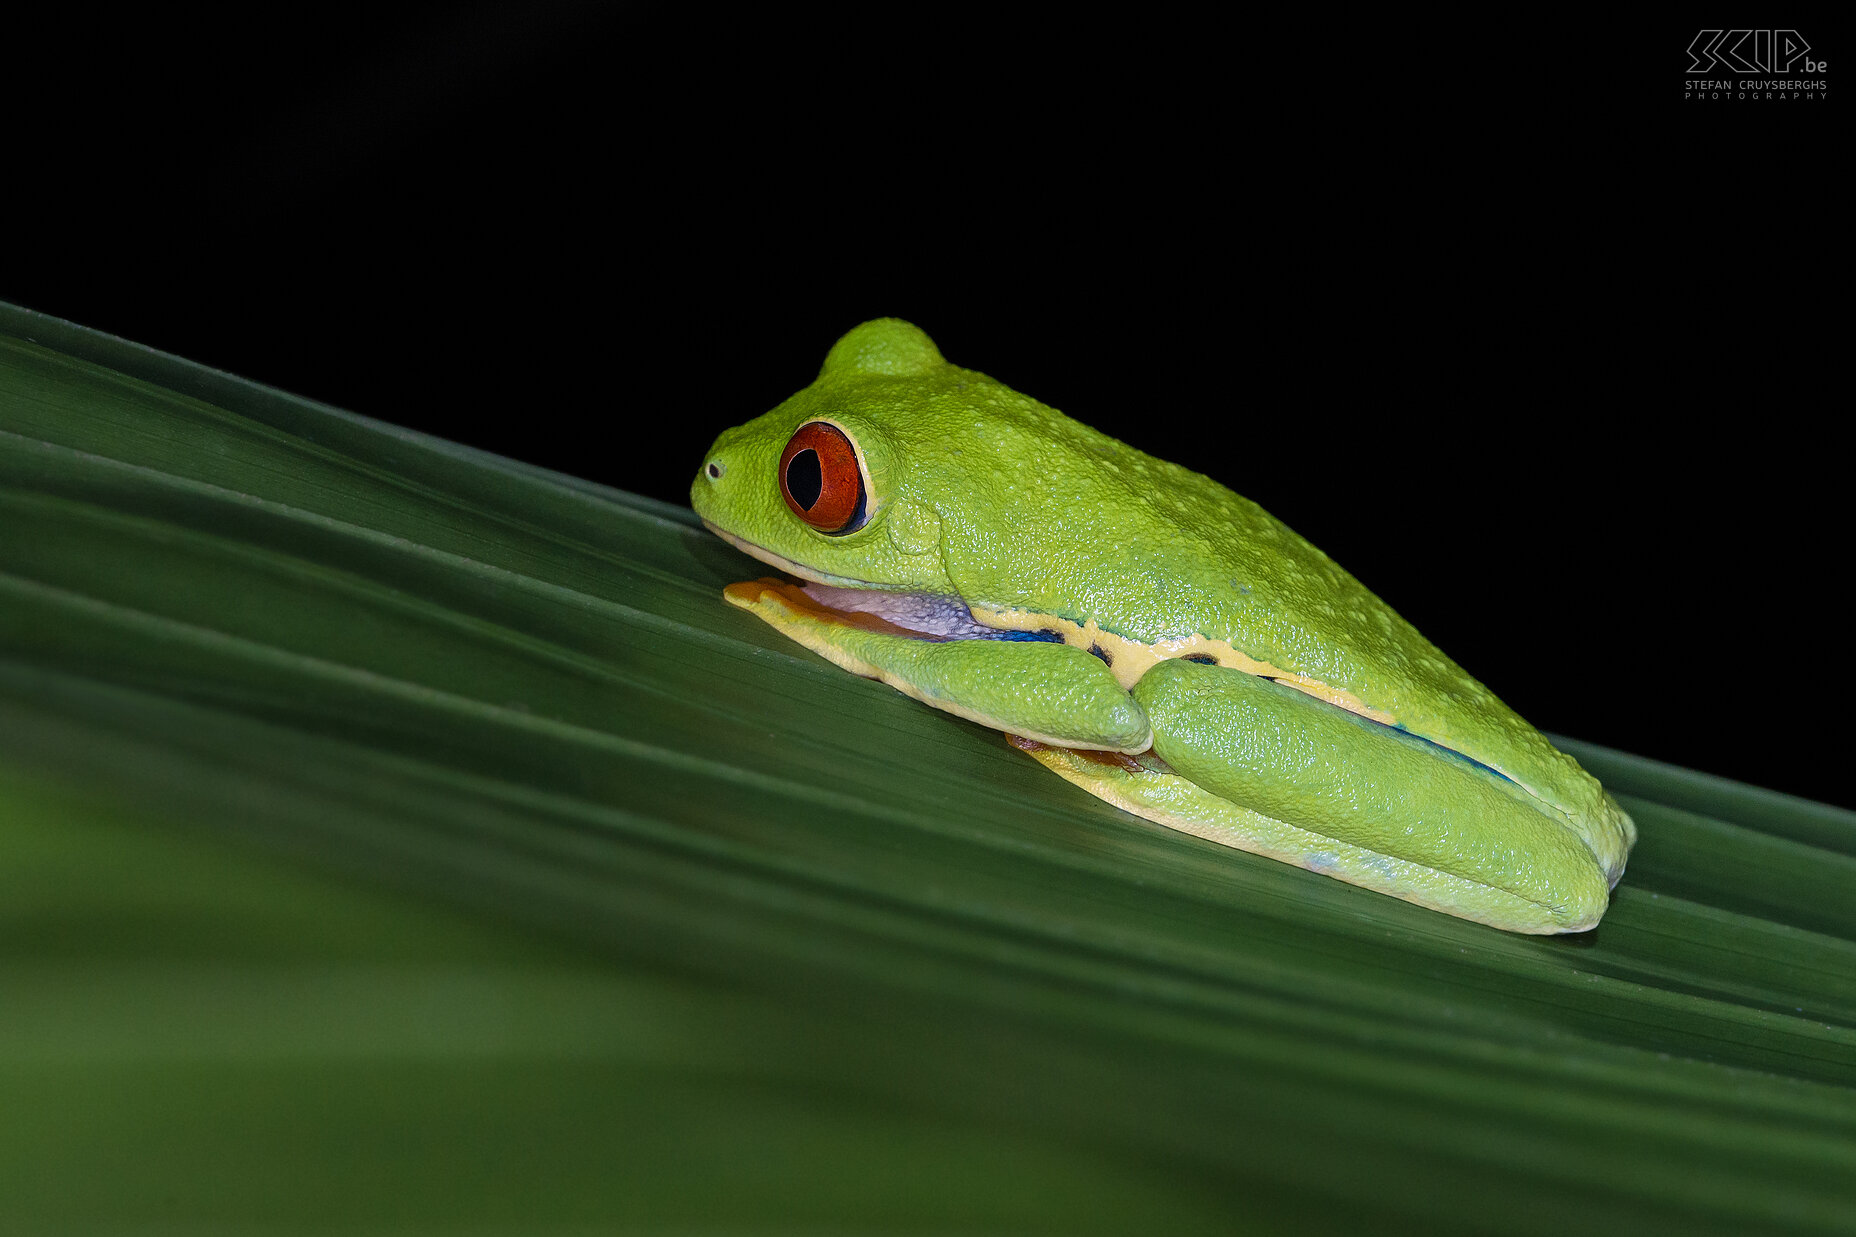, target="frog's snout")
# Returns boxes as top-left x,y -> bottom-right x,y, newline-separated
689,451 -> 729,527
